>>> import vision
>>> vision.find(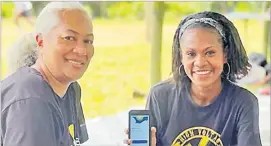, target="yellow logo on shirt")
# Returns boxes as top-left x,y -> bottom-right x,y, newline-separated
69,124 -> 75,139
171,127 -> 224,146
